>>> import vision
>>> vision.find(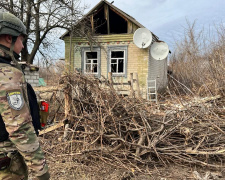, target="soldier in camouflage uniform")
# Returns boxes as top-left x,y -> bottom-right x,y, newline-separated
0,12 -> 50,180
